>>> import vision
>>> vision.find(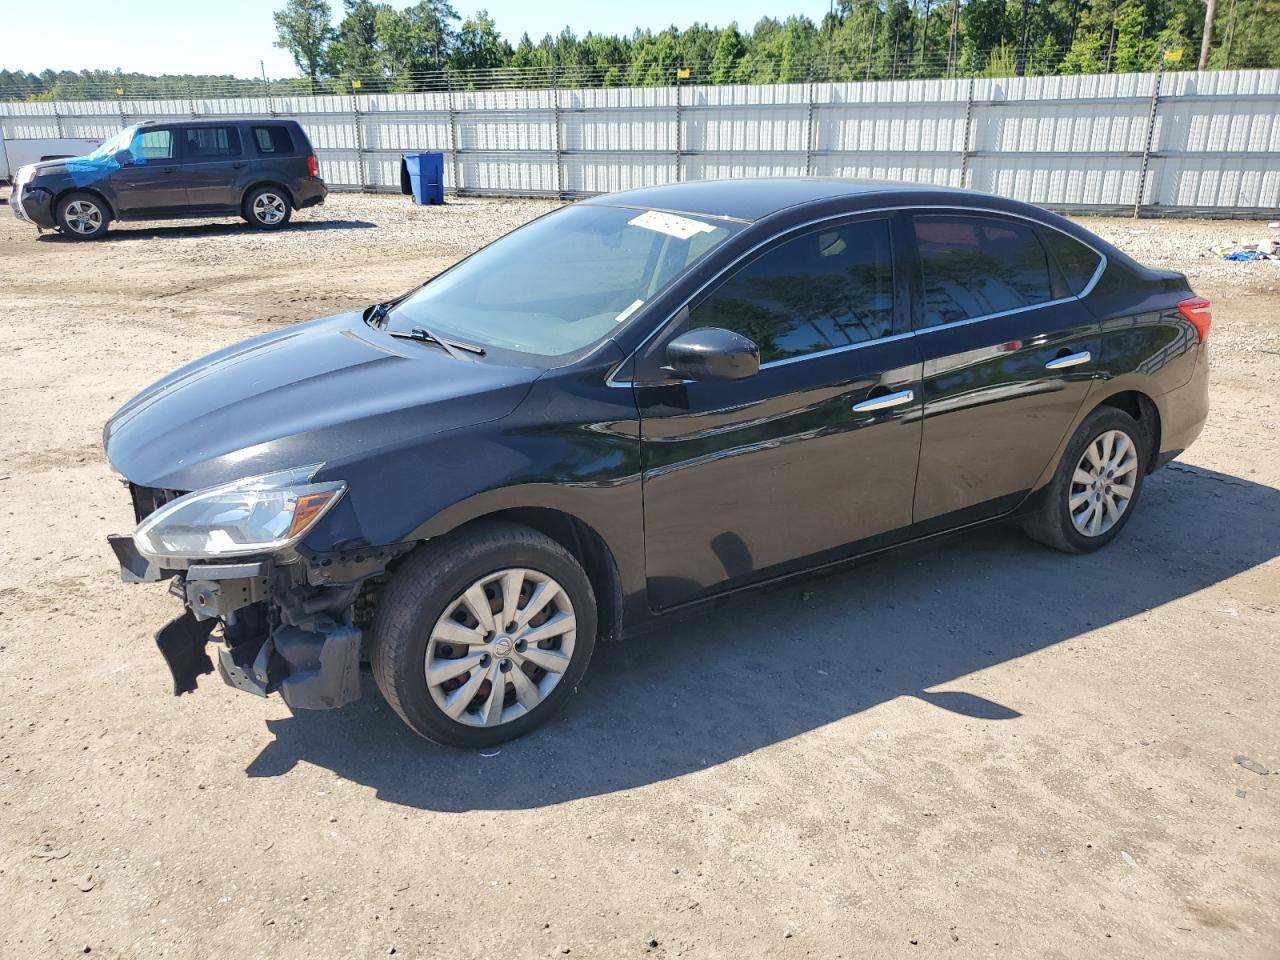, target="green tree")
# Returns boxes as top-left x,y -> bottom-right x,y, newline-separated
330,0 -> 389,83
451,10 -> 511,71
710,23 -> 748,83
273,0 -> 336,91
